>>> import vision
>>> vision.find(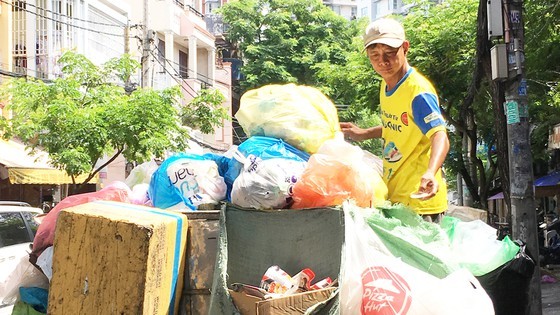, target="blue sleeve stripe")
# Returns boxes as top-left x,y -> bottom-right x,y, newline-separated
411,93 -> 445,135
